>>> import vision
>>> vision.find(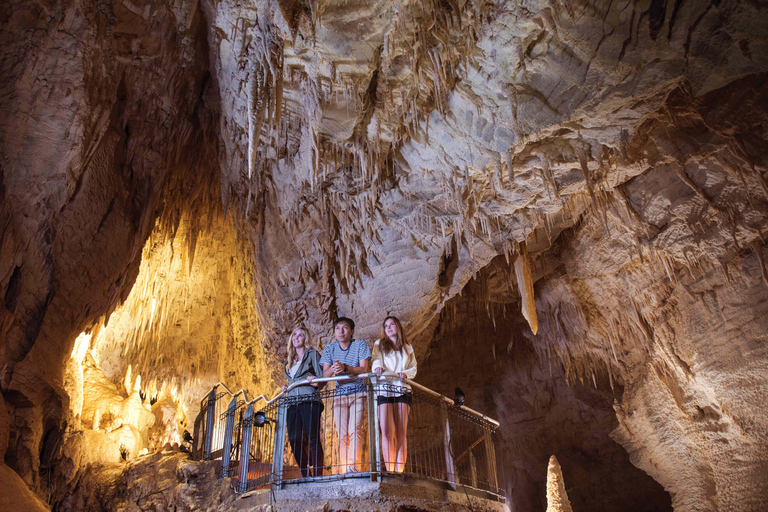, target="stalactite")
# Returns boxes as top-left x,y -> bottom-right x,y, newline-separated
299,75 -> 322,190
575,142 -> 606,227
514,242 -> 538,334
247,61 -> 267,181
